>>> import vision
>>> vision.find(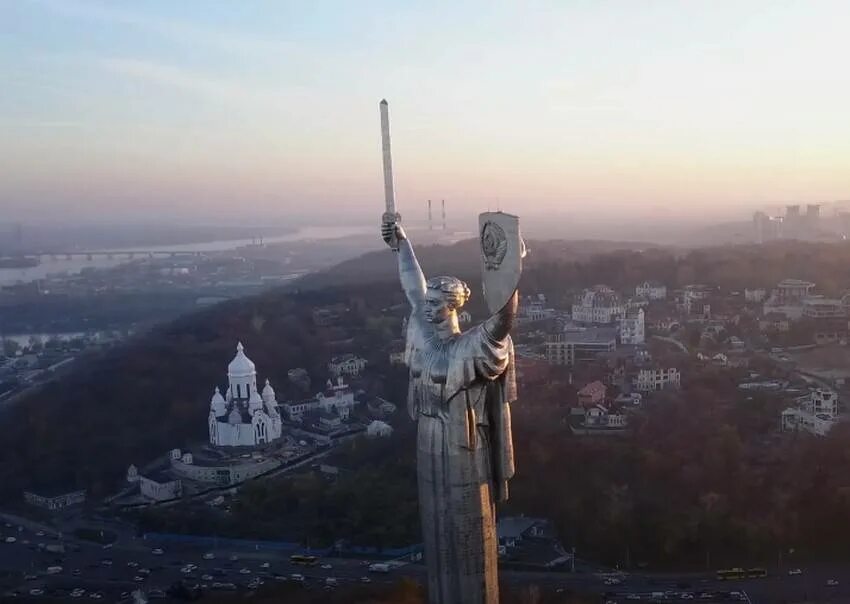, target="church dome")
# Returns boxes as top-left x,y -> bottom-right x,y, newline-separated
210,387 -> 227,416
228,342 -> 256,377
248,388 -> 263,412
262,379 -> 276,402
